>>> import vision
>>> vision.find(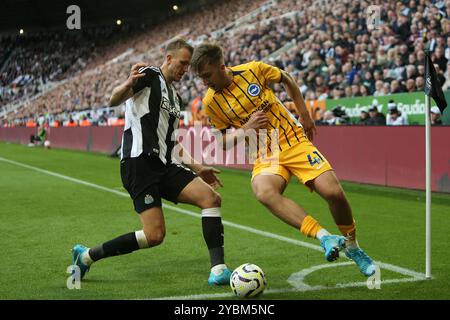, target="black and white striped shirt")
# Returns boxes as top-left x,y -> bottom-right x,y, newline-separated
120,66 -> 182,164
